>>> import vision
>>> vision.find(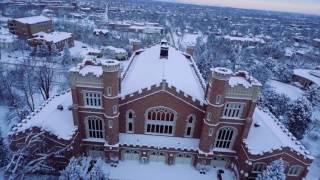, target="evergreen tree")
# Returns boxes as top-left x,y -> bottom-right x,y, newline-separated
305,86 -> 320,106
62,43 -> 72,65
257,159 -> 286,180
286,97 -> 312,139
